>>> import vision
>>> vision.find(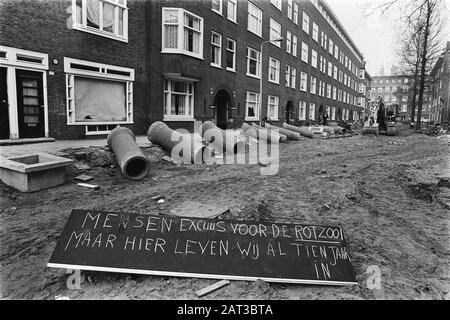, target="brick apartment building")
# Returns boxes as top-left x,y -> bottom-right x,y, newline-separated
368,75 -> 431,122
429,41 -> 450,124
0,0 -> 366,140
